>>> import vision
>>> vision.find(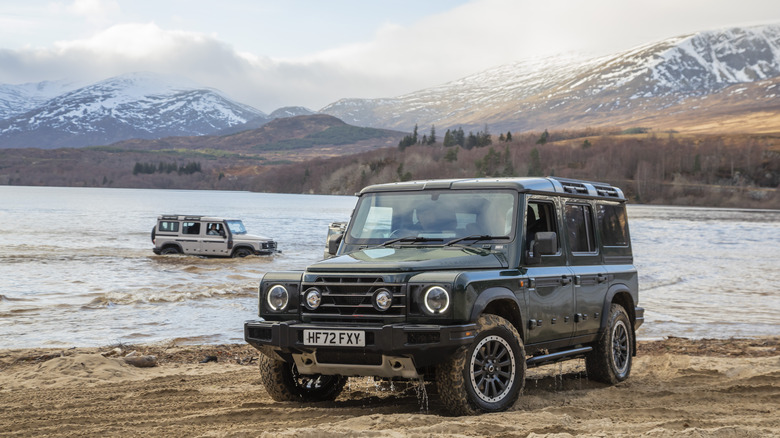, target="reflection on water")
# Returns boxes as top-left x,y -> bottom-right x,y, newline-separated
0,186 -> 778,348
